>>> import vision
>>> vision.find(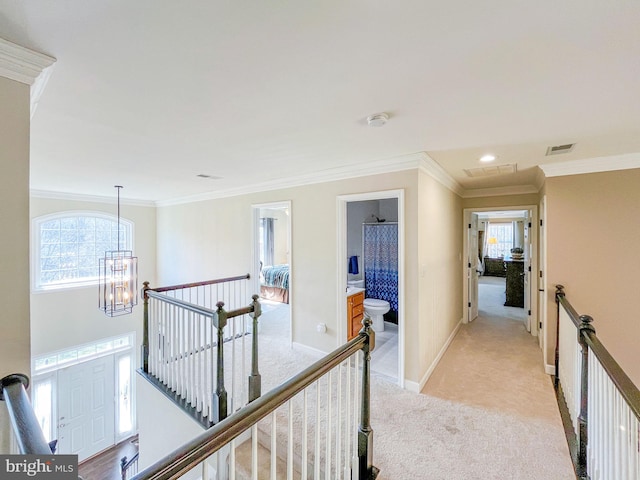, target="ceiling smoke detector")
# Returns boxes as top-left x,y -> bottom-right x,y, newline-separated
545,143 -> 575,156
367,113 -> 389,127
